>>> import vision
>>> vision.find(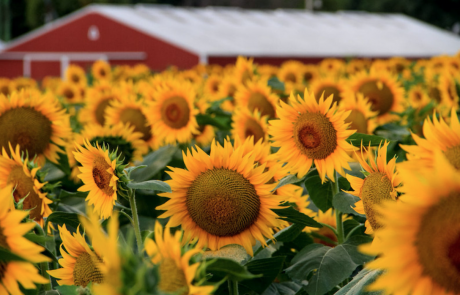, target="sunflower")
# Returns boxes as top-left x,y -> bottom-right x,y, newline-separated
41,76 -> 62,94
79,83 -> 121,126
231,108 -> 269,144
234,56 -> 255,85
319,58 -> 345,76
0,78 -> 12,97
345,59 -> 371,76
0,184 -> 51,295
65,64 -> 87,88
145,222 -> 215,295
0,89 -> 71,164
156,139 -> 284,255
346,70 -> 404,124
309,76 -> 347,104
234,78 -> 279,119
339,93 -> 378,135
47,224 -> 104,287
92,60 -> 112,81
74,139 -> 125,219
302,65 -> 320,84
360,150 -> 460,295
148,81 -> 199,145
10,77 -> 37,92
388,57 -> 410,74
257,64 -> 278,79
57,81 -> 83,104
269,89 -> 355,182
438,71 -> 459,108
193,125 -> 215,148
0,144 -> 53,229
277,61 -> 304,93
305,208 -> 349,247
408,85 -> 431,109
217,76 -> 239,112
401,109 -> 460,170
105,94 -> 158,149
345,142 -> 401,235
203,74 -> 222,101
